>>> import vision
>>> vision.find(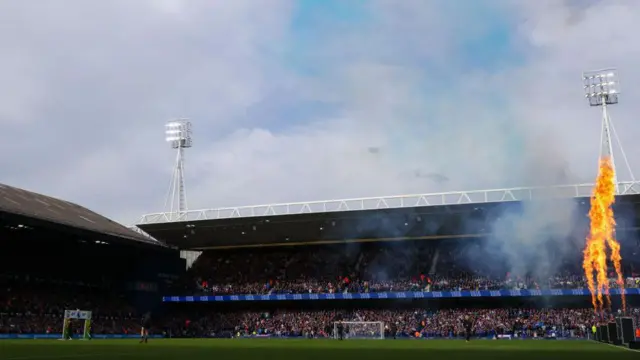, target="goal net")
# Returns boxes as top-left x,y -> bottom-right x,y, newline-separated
61,310 -> 92,340
333,321 -> 385,339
